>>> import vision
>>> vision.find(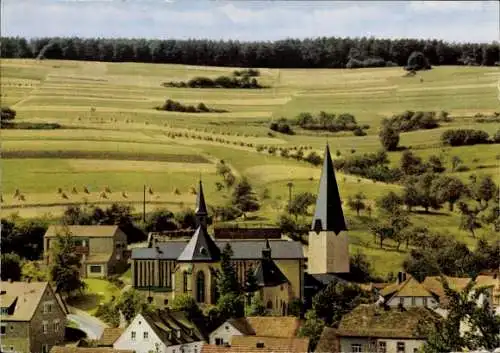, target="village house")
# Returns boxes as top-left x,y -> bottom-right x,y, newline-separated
113,309 -> 206,353
130,145 -> 351,315
379,273 -> 439,309
44,225 -> 129,278
208,316 -> 302,346
50,347 -> 134,353
0,281 -> 68,353
333,304 -> 440,353
201,336 -> 309,353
